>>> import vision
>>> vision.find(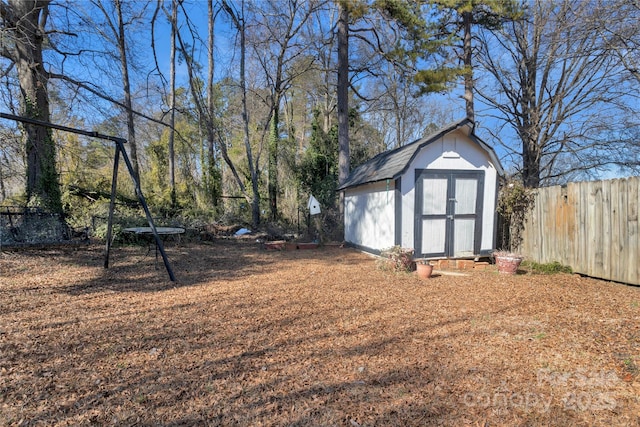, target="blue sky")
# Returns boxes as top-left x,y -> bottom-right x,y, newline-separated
36,0 -> 638,183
